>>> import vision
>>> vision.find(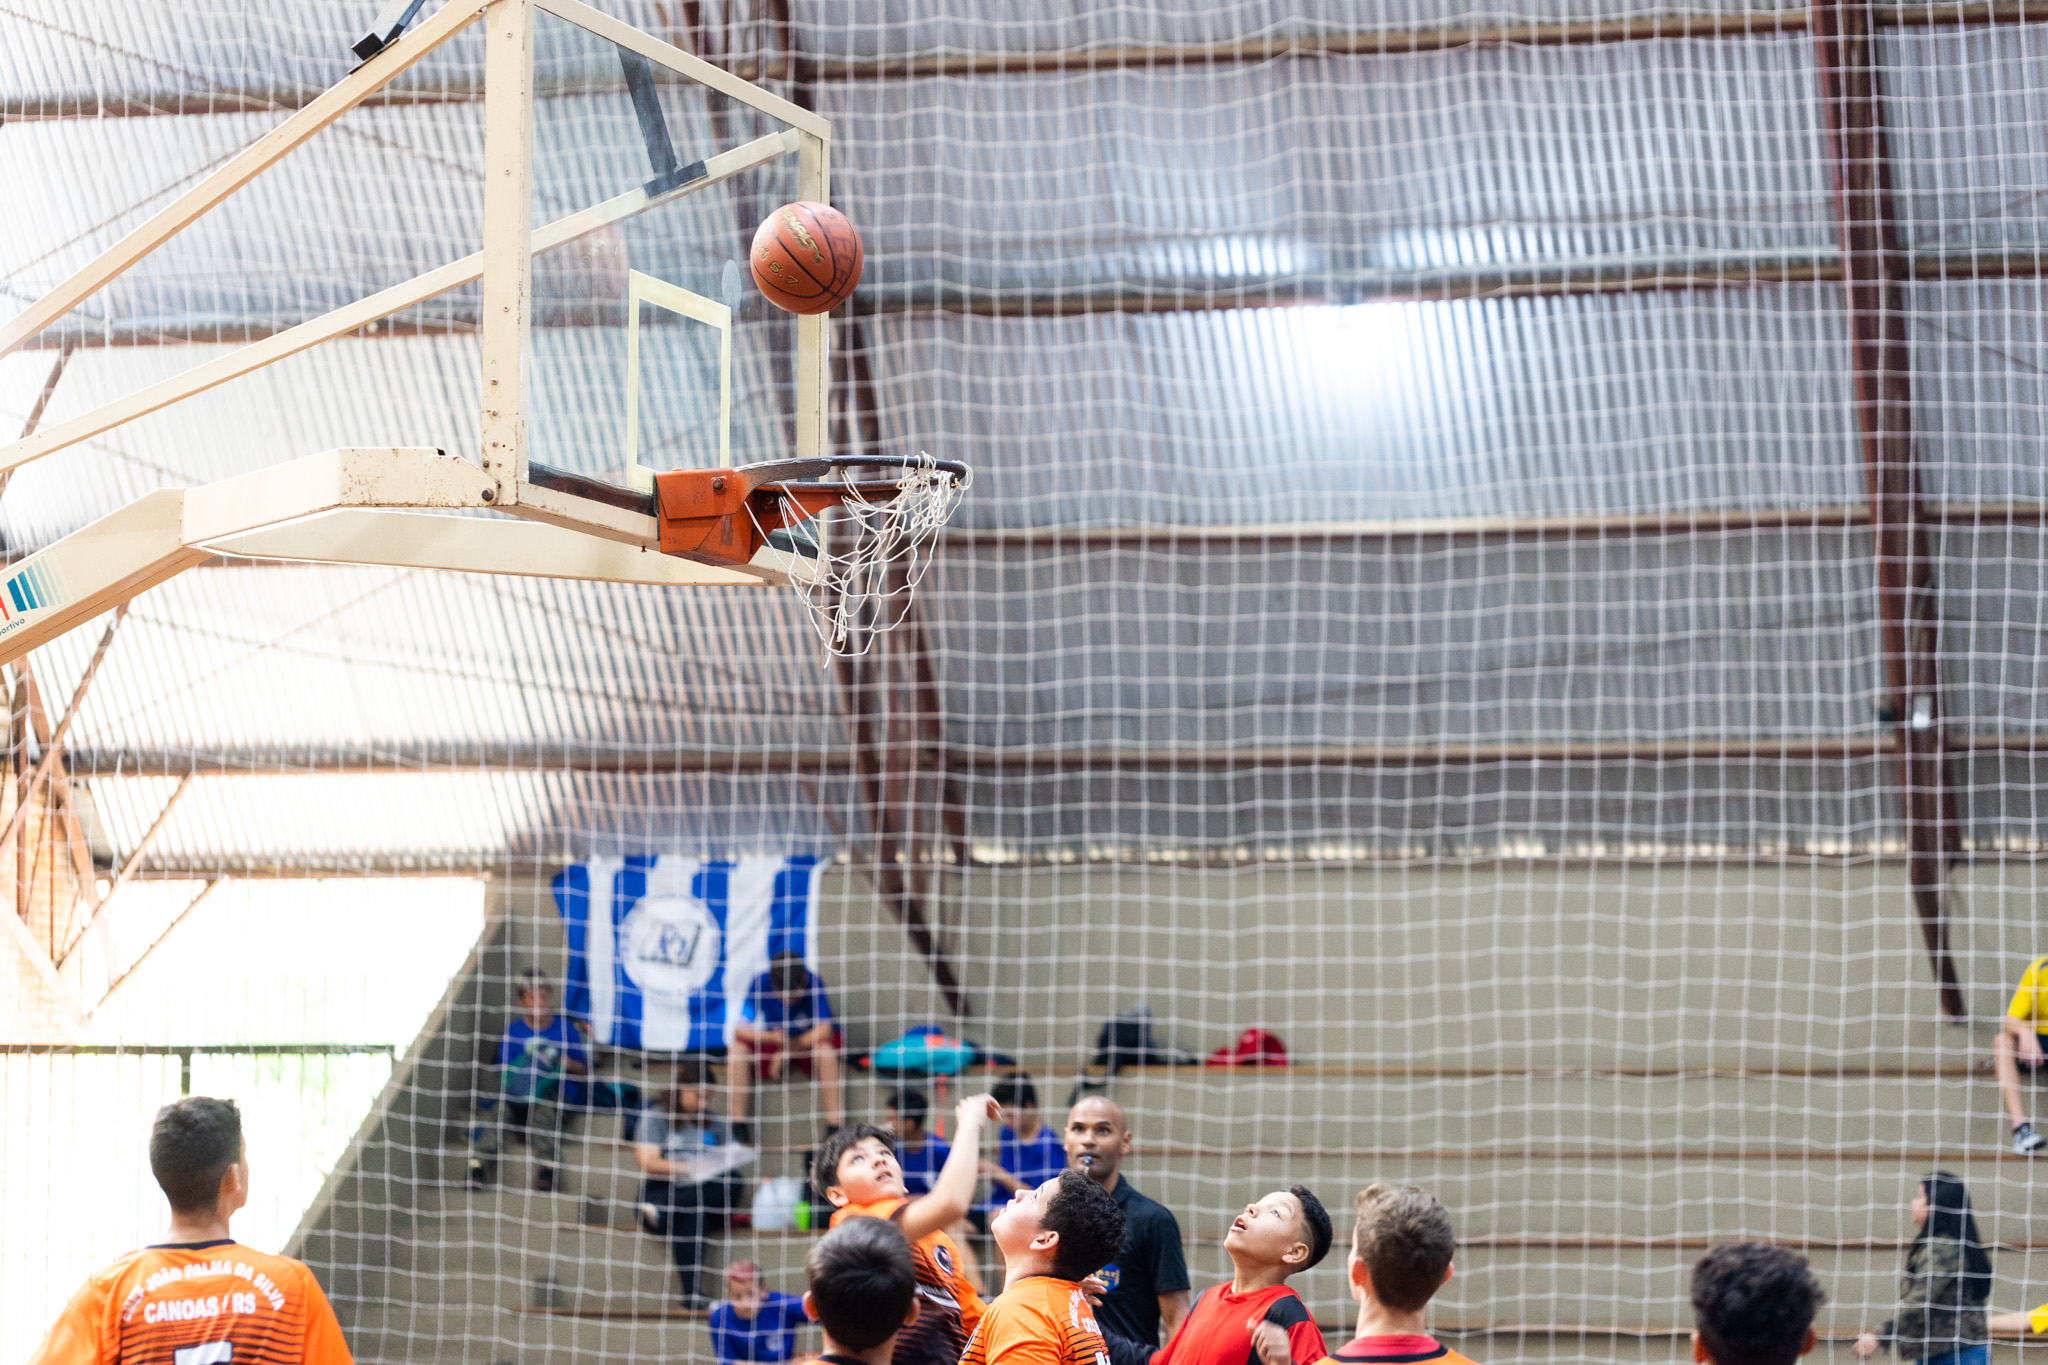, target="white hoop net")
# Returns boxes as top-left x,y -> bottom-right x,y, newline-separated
760,452 -> 970,658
